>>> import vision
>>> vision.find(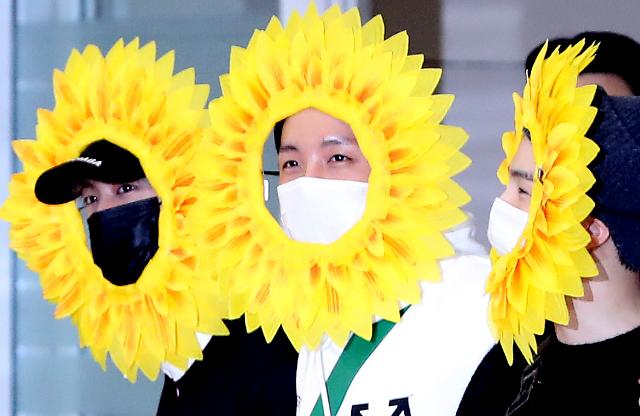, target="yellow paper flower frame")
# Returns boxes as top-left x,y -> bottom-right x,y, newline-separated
192,3 -> 471,350
487,40 -> 600,364
1,39 -> 228,381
